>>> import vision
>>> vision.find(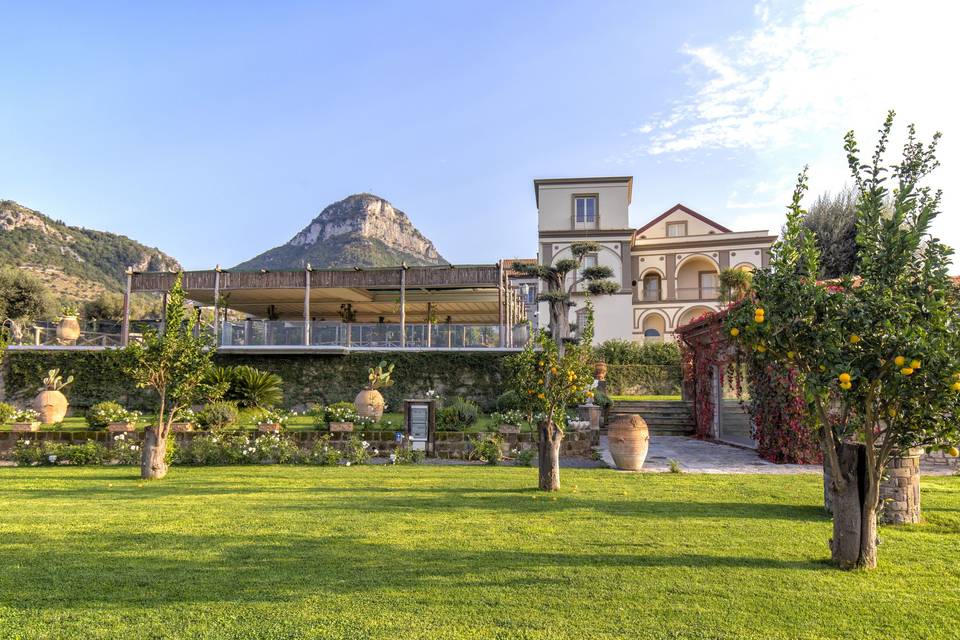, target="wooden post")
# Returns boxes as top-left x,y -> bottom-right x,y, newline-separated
399,266 -> 407,348
304,264 -> 312,346
213,266 -> 221,346
121,267 -> 132,346
426,301 -> 432,348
